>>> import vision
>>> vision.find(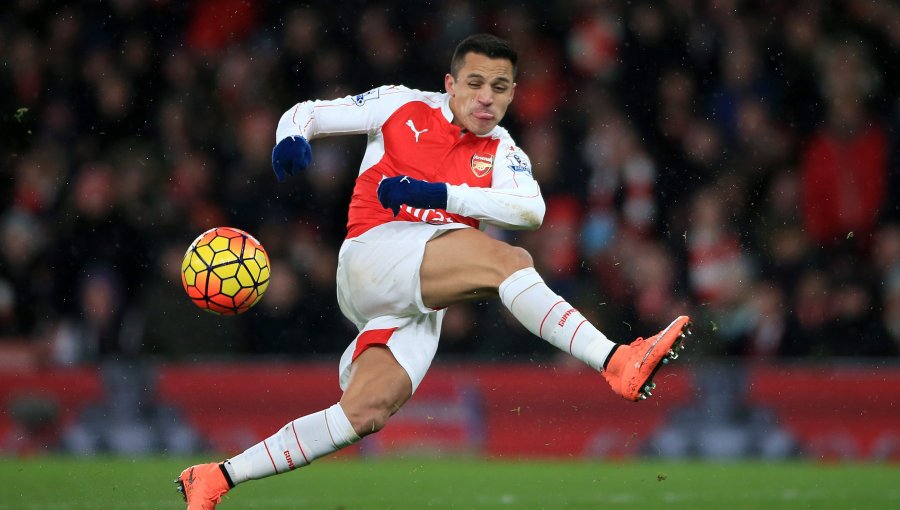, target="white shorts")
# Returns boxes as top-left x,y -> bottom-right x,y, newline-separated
336,221 -> 469,392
